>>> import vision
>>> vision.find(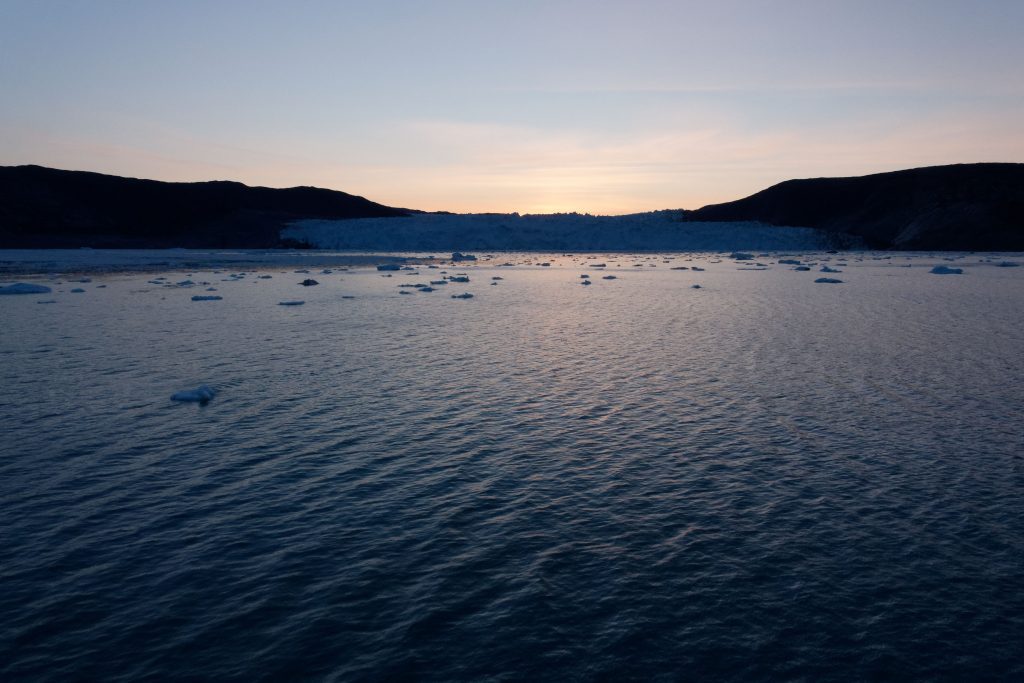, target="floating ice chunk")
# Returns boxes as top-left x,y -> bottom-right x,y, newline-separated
692,284 -> 702,289
491,276 -> 504,280
602,275 -> 617,280
171,385 -> 217,403
205,287 -> 218,291
176,280 -> 194,287
691,266 -> 705,272
729,252 -> 755,260
996,261 -> 1019,267
820,266 -> 842,273
37,300 -> 57,304
299,279 -> 319,286
814,277 -> 843,284
930,266 -> 963,275
418,286 -> 436,292
191,295 -> 223,301
376,264 -> 402,271
794,266 -> 811,271
451,292 -> 474,299
70,288 -> 86,293
580,279 -> 592,286
399,290 -> 413,295
778,259 -> 802,265
451,252 -> 477,261
258,275 -> 273,279
670,266 -> 689,270
0,283 -> 53,295
580,274 -> 590,278
278,300 -> 305,306
448,275 -> 470,283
